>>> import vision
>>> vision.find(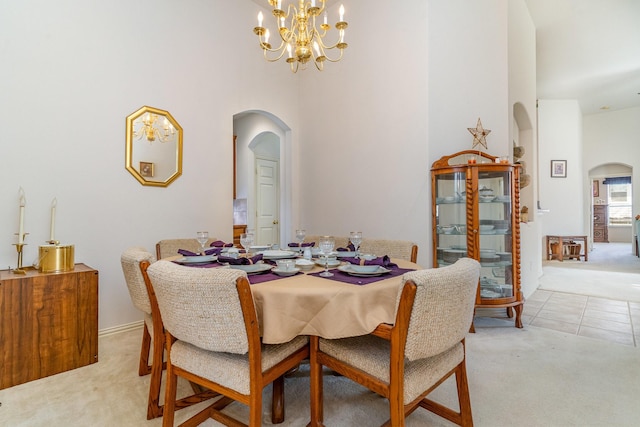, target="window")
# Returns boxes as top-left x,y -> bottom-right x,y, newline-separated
607,182 -> 632,226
